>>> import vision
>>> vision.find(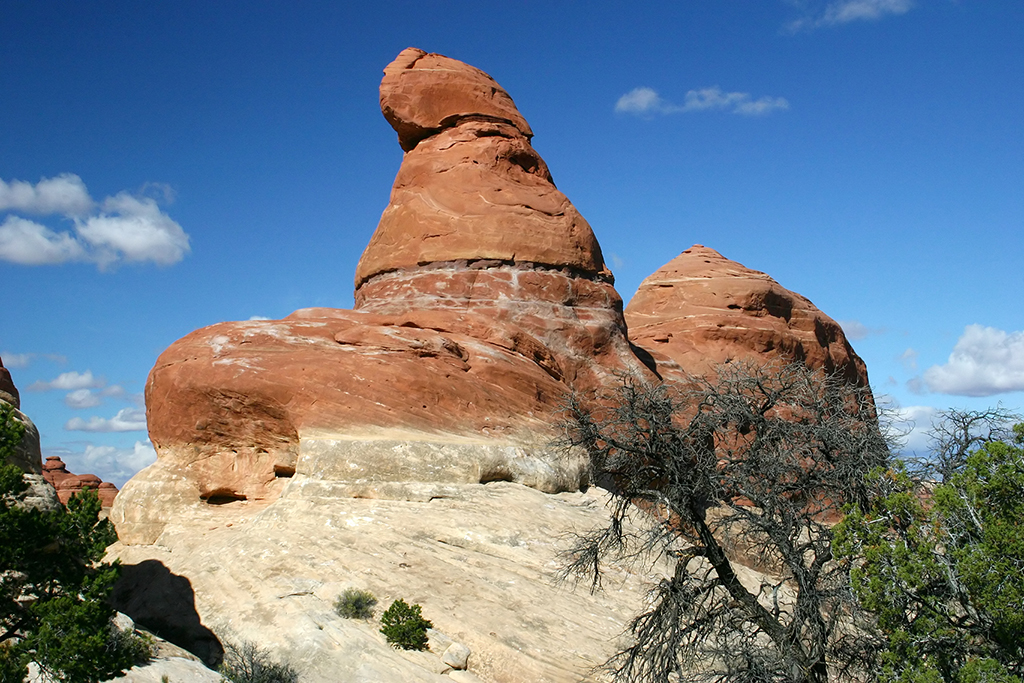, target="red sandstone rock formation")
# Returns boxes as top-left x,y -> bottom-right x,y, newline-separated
359,47 -> 610,287
119,48 -> 648,543
42,456 -> 118,507
625,245 -> 870,387
116,51 -> 873,547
